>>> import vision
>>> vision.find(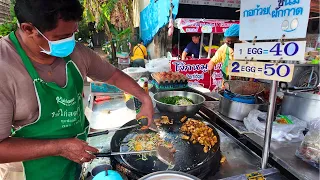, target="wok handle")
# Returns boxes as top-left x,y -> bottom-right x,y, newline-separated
95,152 -> 112,158
87,130 -> 109,137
